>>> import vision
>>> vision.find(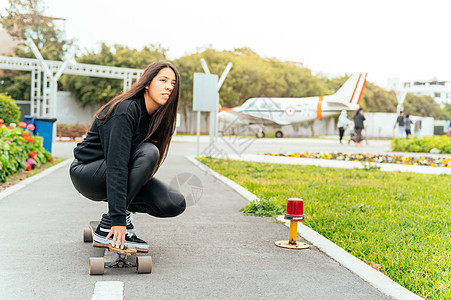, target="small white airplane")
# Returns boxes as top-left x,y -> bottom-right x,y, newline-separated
218,73 -> 367,138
